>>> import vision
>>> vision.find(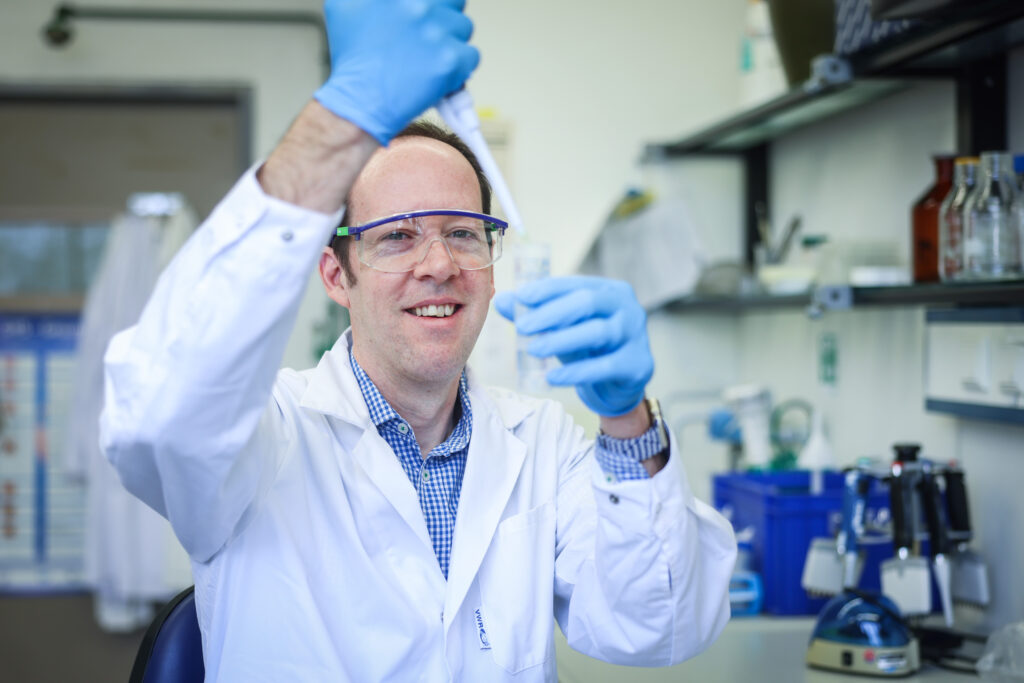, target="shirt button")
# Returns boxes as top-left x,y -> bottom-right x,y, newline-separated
609,494 -> 620,504
398,424 -> 409,434
422,471 -> 430,481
